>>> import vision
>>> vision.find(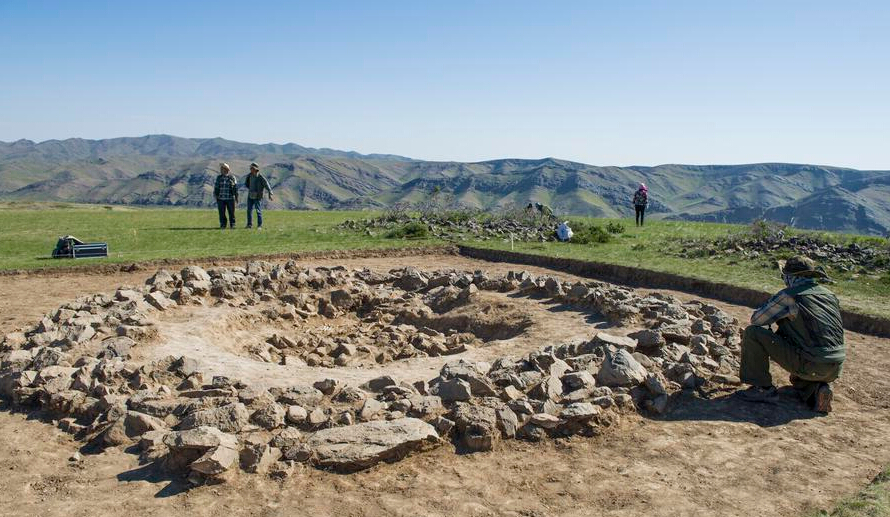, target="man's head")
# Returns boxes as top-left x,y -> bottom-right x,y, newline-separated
250,162 -> 259,174
220,163 -> 230,175
779,255 -> 830,286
